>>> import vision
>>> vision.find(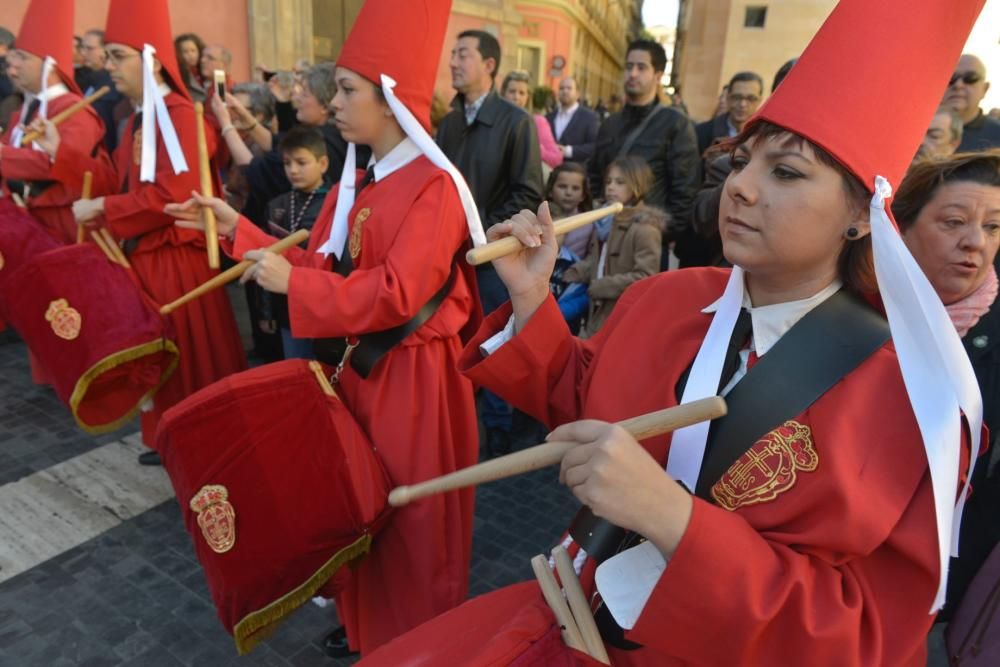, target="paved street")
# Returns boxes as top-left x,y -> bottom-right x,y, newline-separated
0,319 -> 578,666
